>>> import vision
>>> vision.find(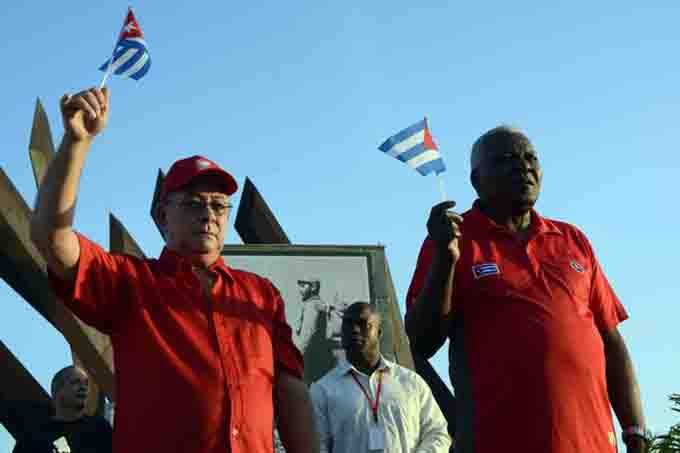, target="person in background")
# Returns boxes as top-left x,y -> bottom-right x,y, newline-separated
311,302 -> 450,453
12,366 -> 112,453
